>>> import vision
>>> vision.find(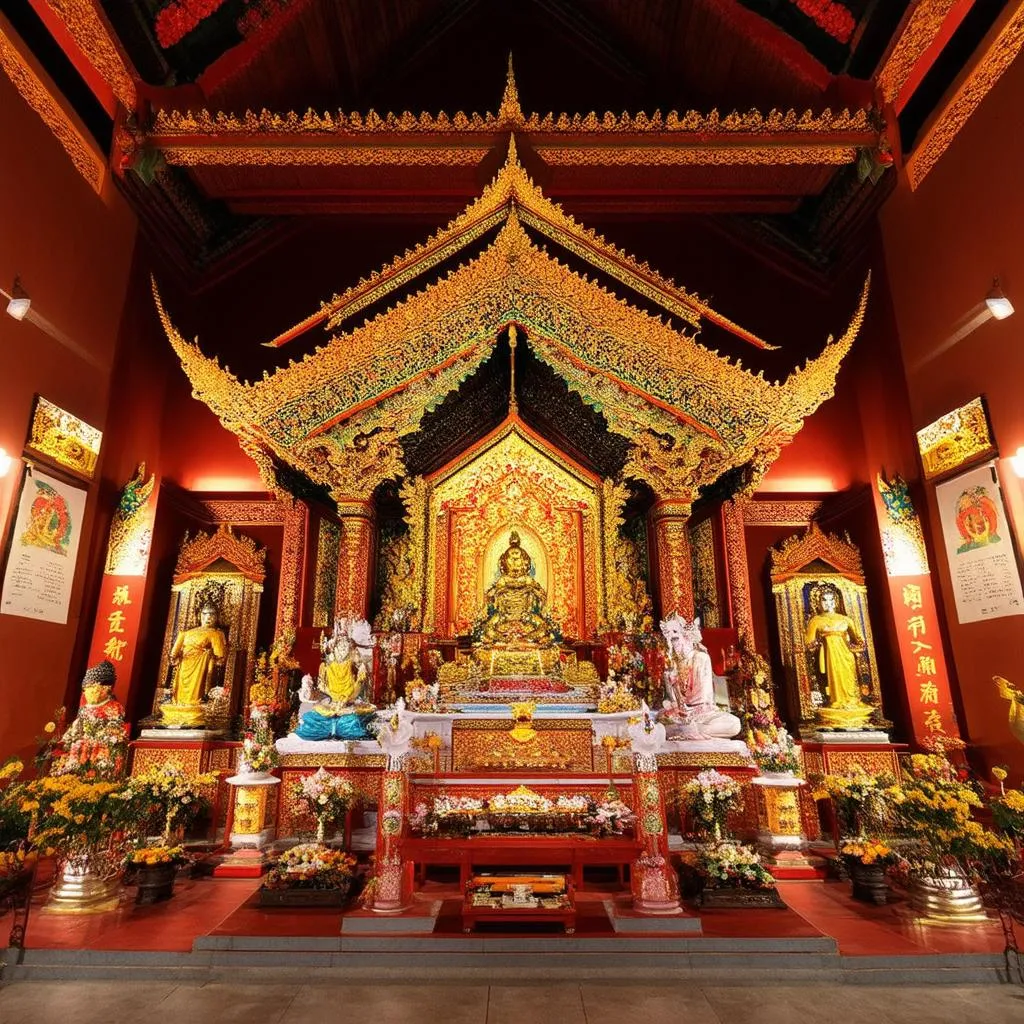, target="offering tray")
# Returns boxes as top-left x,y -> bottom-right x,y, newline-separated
462,873 -> 576,933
